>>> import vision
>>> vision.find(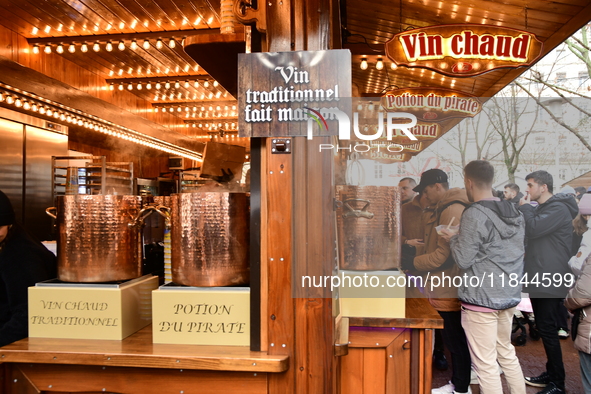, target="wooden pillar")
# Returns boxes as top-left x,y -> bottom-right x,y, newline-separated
260,0 -> 340,393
